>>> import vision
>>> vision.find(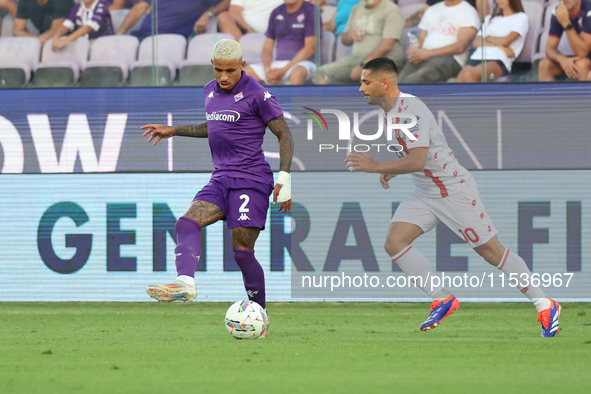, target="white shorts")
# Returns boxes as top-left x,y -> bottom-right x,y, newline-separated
391,182 -> 498,248
248,60 -> 316,84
